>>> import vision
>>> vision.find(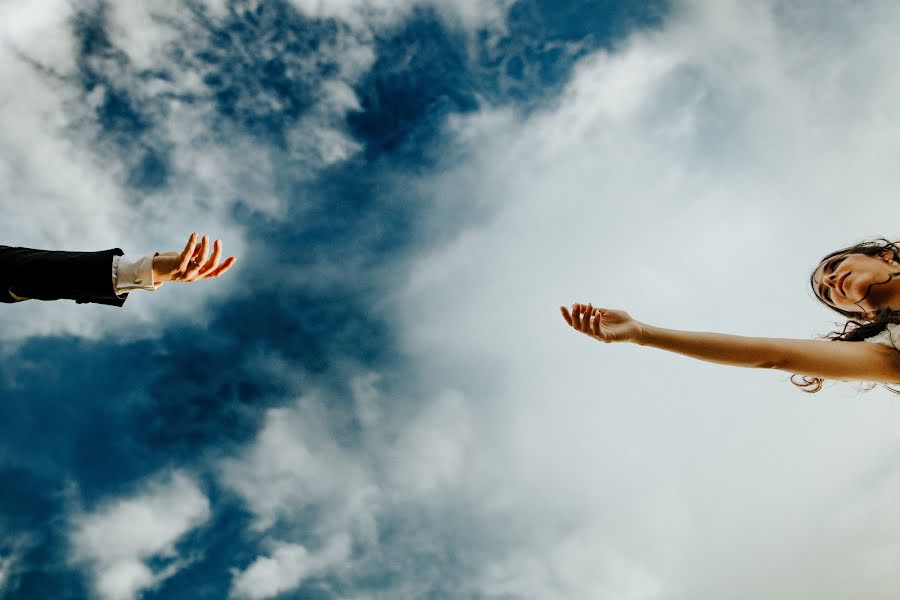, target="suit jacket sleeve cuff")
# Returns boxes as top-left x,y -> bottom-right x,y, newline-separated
113,253 -> 164,295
